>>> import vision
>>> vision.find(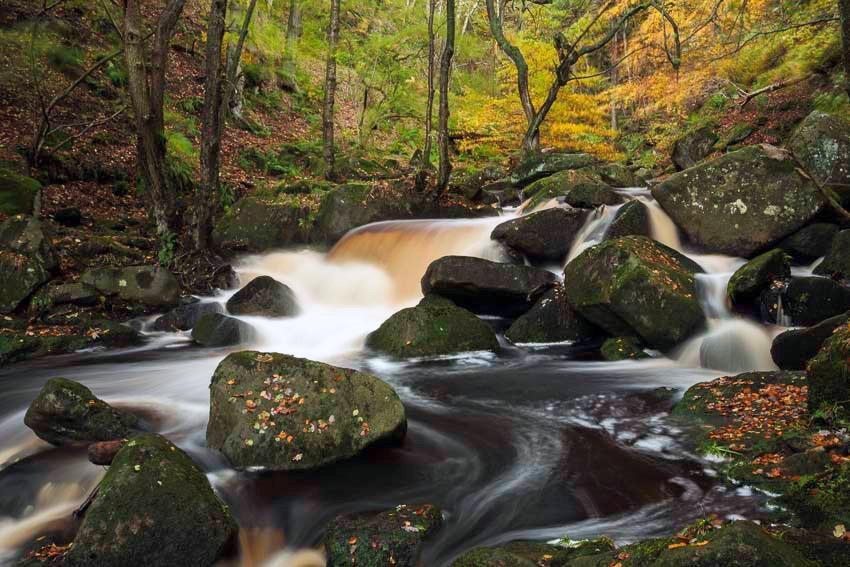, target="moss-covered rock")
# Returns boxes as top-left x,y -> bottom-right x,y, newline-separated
366,295 -> 499,357
152,300 -> 224,332
212,195 -> 313,252
789,110 -> 850,206
64,434 -> 237,567
510,152 -> 596,188
451,539 -> 616,567
671,125 -> 718,170
0,215 -> 57,314
779,223 -> 839,263
491,207 -> 588,263
23,377 -> 139,446
324,504 -> 442,566
771,312 -> 850,371
0,168 -> 40,216
225,276 -> 299,317
28,281 -> 98,318
207,351 -> 406,470
505,287 -> 599,344
191,313 -> 254,347
653,145 -> 825,257
779,463 -> 850,534
600,336 -> 648,361
814,229 -> 850,283
80,265 -> 179,308
606,200 -> 651,240
807,323 -> 850,414
563,236 -> 705,350
450,165 -> 506,201
760,276 -> 850,326
590,162 -> 641,188
523,169 -> 619,210
727,249 -> 790,306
